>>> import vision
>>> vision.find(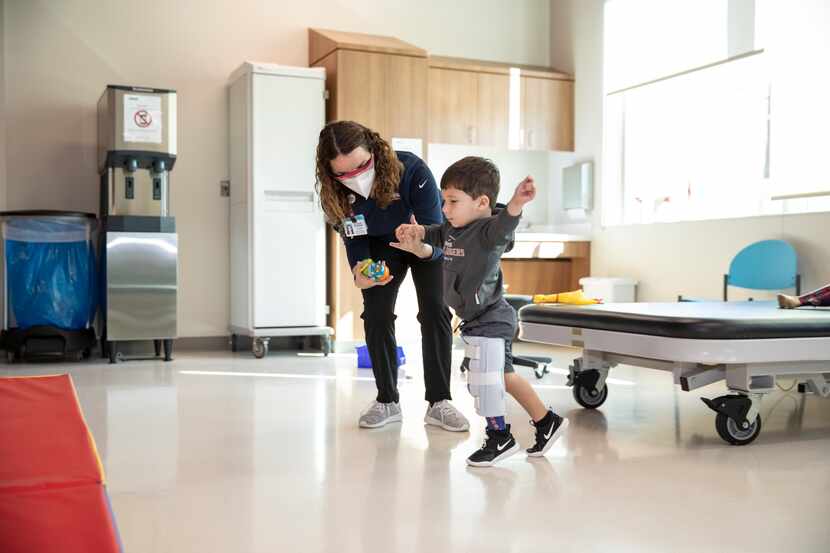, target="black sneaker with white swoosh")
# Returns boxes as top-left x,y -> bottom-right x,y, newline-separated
526,411 -> 569,457
466,425 -> 521,467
